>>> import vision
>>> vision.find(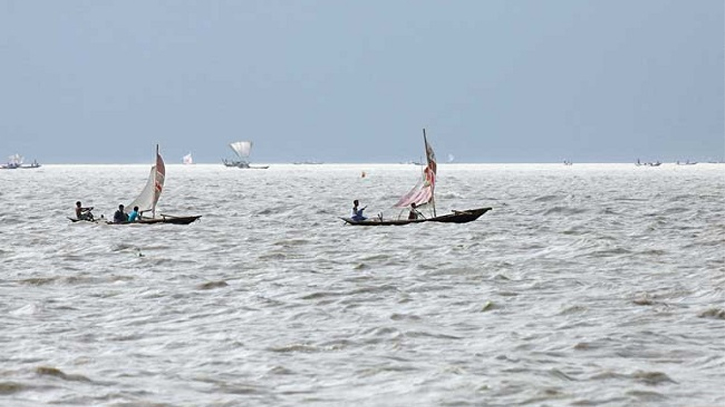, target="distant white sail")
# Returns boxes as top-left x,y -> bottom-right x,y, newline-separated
128,146 -> 166,217
182,153 -> 193,165
8,154 -> 23,165
229,141 -> 252,159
